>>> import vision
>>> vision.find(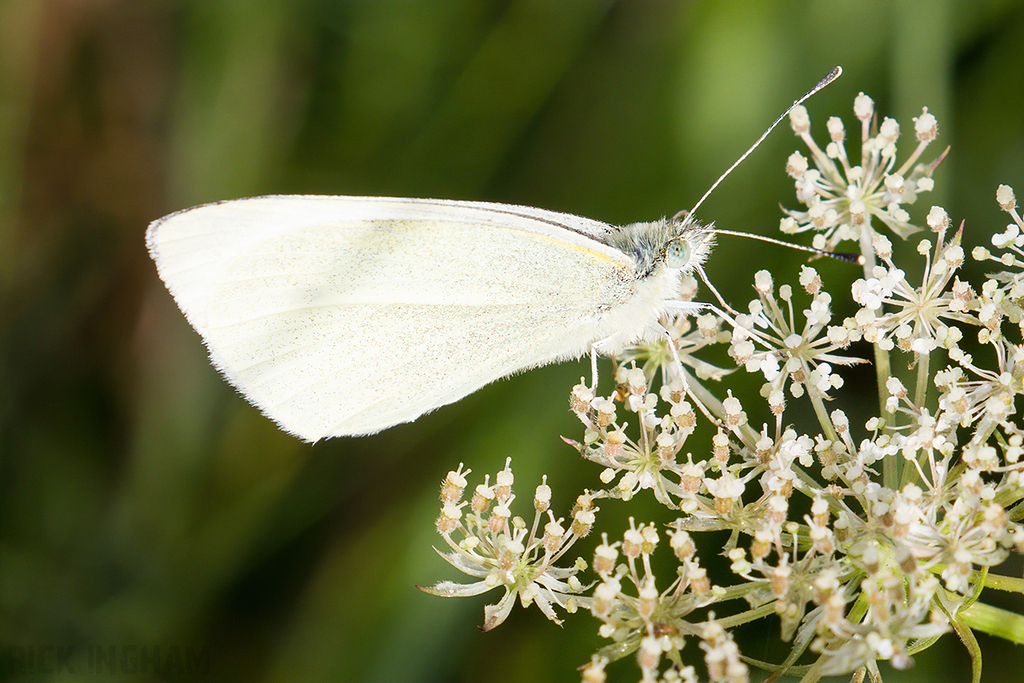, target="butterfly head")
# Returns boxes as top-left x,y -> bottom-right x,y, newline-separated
609,214 -> 716,280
